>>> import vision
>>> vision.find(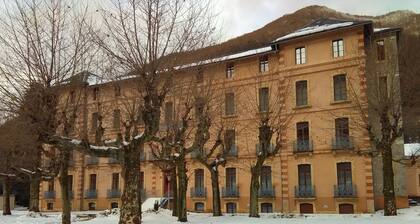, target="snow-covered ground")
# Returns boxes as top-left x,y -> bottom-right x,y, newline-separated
1,206 -> 420,224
